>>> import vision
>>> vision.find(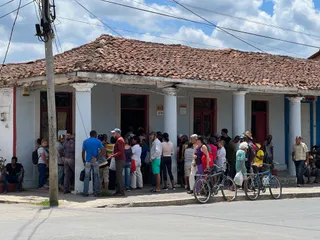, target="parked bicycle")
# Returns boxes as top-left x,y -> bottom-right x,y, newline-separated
244,163 -> 282,201
193,163 -> 237,204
